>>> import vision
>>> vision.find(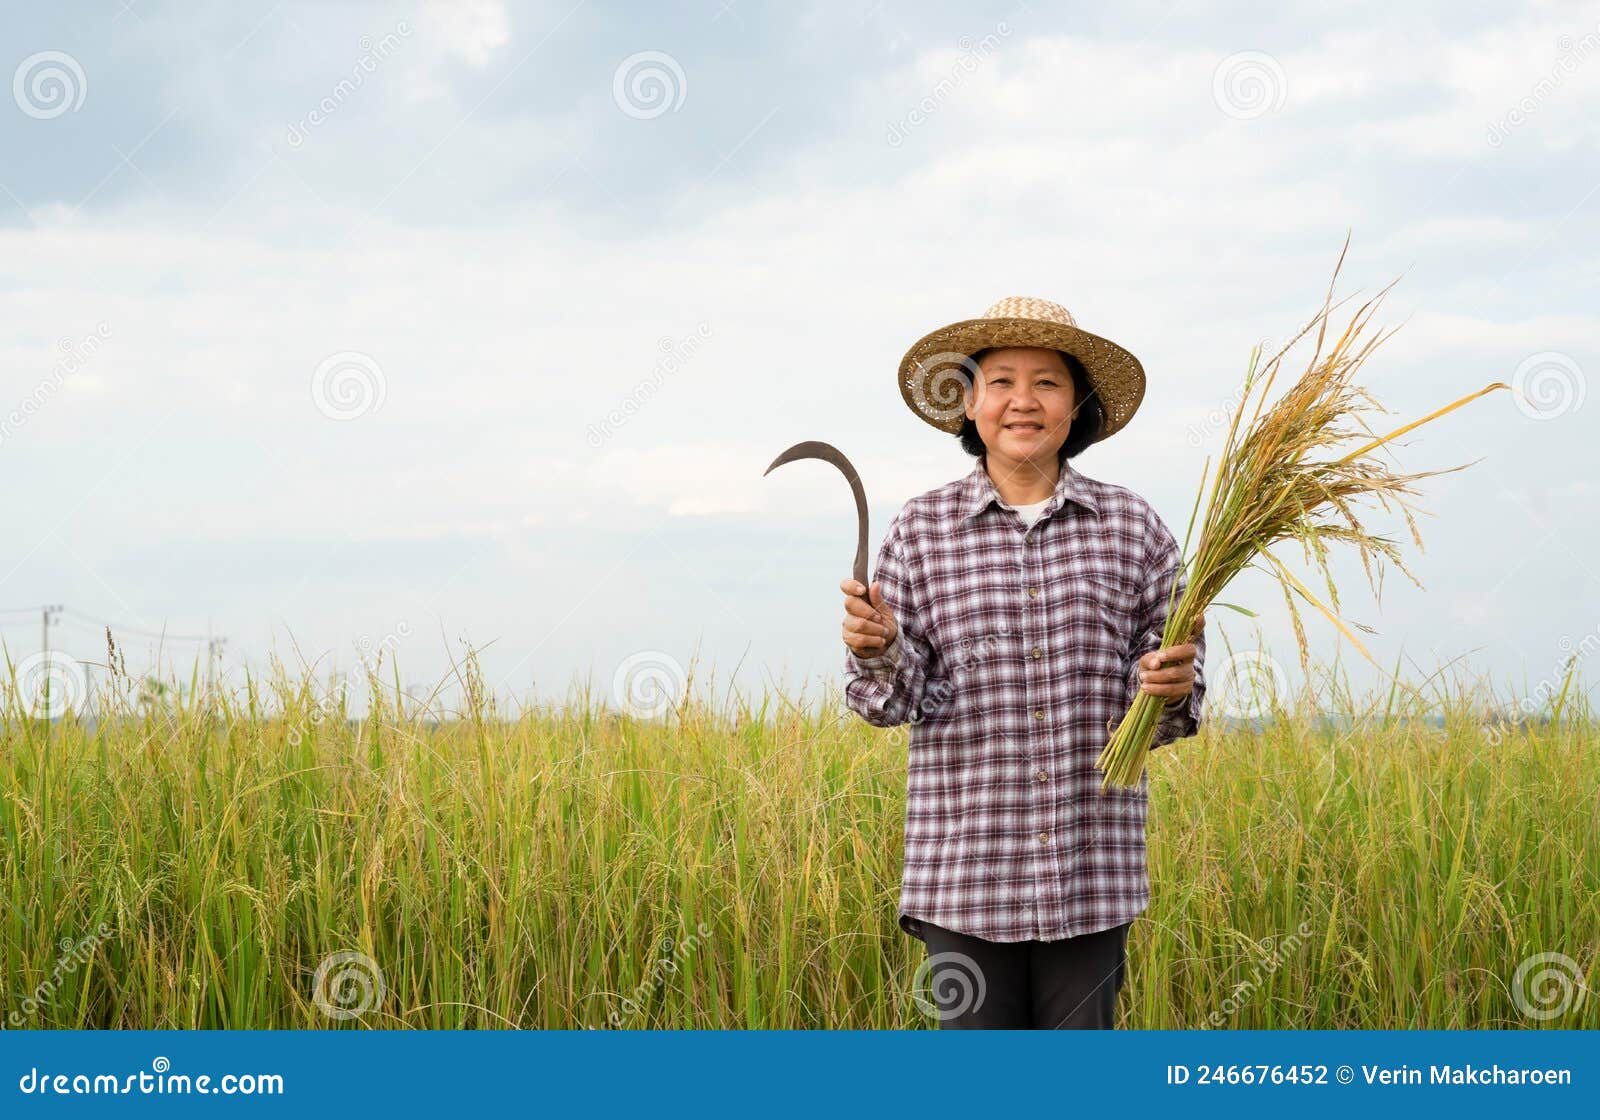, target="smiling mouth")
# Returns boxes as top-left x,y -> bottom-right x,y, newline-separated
1004,423 -> 1043,431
